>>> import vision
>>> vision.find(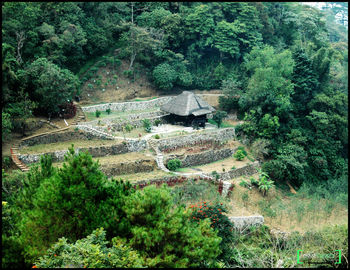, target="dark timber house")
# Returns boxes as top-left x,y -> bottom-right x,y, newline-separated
161,91 -> 216,128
